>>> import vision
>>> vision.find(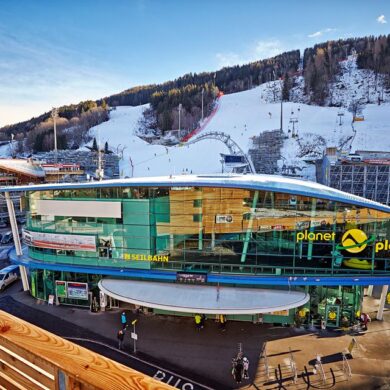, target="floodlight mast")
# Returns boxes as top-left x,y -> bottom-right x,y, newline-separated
52,107 -> 58,163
